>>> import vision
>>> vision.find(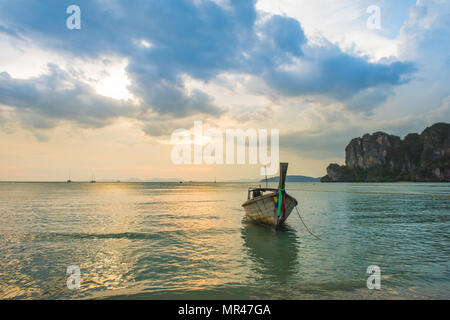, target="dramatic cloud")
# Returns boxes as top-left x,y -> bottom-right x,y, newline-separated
261,14 -> 306,57
0,0 -> 418,136
0,65 -> 134,128
261,45 -> 416,100
0,0 -> 449,180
